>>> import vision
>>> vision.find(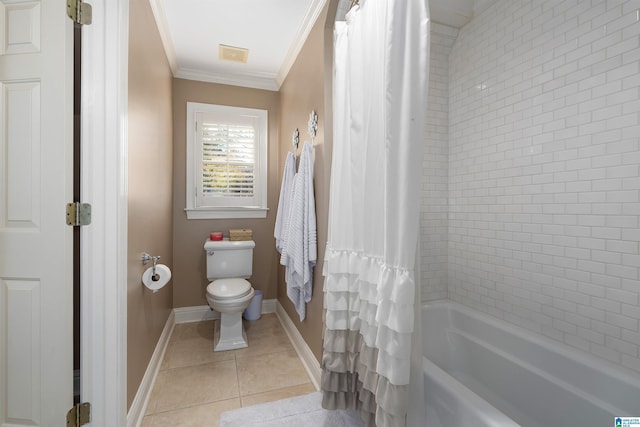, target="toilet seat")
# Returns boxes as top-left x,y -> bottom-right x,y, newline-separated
207,278 -> 252,300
